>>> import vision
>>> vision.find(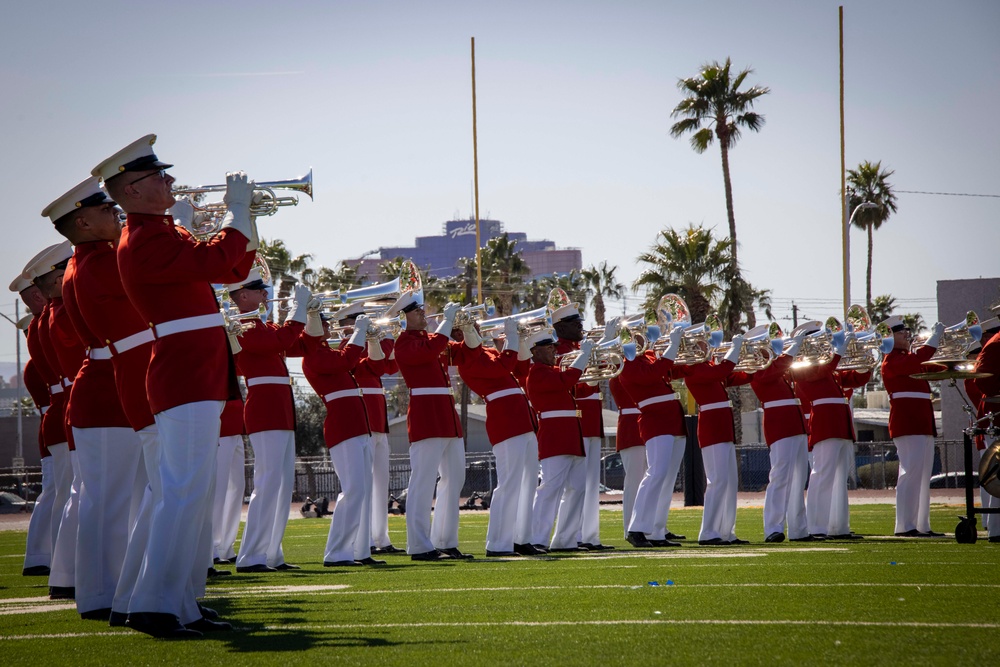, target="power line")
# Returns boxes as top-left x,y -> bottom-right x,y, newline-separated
897,189 -> 1000,199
